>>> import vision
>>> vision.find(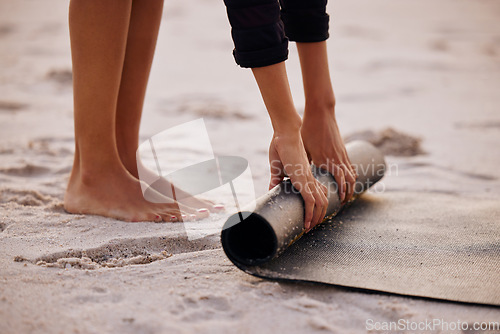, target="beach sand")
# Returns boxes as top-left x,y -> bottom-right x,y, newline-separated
1,0 -> 499,333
